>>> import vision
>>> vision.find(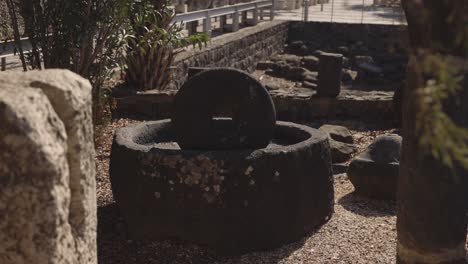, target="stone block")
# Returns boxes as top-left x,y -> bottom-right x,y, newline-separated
0,70 -> 96,264
317,52 -> 343,97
